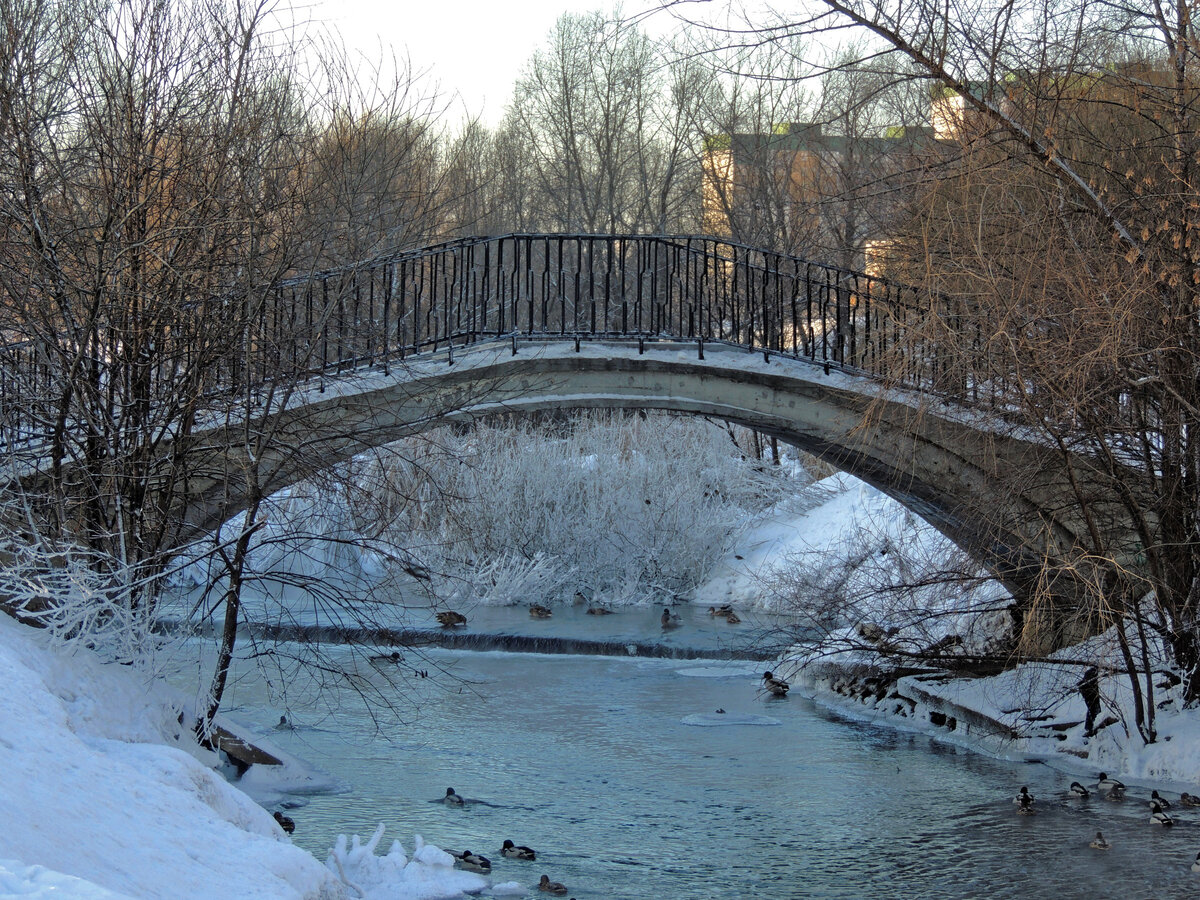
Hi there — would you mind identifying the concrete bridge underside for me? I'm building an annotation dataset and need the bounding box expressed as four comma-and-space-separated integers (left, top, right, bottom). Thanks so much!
183, 340, 1135, 609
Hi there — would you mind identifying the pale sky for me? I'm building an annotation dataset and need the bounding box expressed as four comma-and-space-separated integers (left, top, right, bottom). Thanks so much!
311, 0, 673, 125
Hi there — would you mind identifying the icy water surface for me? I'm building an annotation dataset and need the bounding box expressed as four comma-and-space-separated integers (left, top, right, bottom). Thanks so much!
215, 613, 1200, 899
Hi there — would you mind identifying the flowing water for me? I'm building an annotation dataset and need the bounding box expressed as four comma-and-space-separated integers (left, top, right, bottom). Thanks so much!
208, 605, 1200, 899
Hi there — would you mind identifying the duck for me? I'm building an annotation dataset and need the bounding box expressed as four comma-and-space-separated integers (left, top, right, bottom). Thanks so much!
1151, 790, 1172, 810
1016, 793, 1036, 815
1104, 784, 1126, 801
436, 610, 467, 627
1069, 781, 1089, 798
762, 671, 790, 697
370, 651, 402, 665
1182, 792, 1200, 807
274, 715, 293, 730
450, 850, 491, 873
1191, 851, 1200, 873
586, 605, 614, 615
500, 839, 537, 861
538, 874, 569, 895
443, 787, 465, 806
725, 611, 741, 624
708, 605, 733, 617
573, 591, 588, 605
1098, 772, 1125, 794
1151, 799, 1175, 826
1013, 786, 1035, 806
272, 811, 296, 834
1089, 831, 1112, 850
530, 603, 553, 618
661, 607, 681, 628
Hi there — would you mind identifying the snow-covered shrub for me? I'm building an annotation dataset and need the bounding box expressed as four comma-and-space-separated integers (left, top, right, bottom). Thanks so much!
0, 533, 168, 668
763, 475, 1012, 658
370, 412, 798, 605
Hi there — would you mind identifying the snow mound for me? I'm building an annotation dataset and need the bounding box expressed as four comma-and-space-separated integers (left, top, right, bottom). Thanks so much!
326, 828, 488, 899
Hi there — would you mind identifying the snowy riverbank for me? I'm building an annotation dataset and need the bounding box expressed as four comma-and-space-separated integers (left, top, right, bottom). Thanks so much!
5, 472, 1200, 897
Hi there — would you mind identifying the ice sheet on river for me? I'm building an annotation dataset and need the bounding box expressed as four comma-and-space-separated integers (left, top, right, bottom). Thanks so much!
680, 712, 780, 726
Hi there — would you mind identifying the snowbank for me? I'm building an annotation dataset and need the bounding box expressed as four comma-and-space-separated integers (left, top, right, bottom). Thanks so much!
0, 614, 520, 899
759, 475, 1200, 793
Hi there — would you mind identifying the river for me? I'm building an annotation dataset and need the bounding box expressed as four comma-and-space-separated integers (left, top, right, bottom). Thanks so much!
204, 604, 1200, 899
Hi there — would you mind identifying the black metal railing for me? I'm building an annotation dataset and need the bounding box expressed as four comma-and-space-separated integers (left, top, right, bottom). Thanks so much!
0, 234, 950, 448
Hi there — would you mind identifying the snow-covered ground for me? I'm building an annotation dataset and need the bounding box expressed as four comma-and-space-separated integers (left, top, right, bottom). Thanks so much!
4, 471, 1200, 897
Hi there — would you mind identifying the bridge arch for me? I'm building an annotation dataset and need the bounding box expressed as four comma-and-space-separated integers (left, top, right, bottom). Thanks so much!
183, 339, 1115, 607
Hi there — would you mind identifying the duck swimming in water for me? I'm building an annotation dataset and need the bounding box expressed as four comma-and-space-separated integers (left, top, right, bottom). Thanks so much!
1069, 781, 1089, 798
443, 787, 465, 806
530, 604, 553, 618
708, 605, 733, 617
1016, 793, 1036, 815
586, 605, 614, 615
1151, 790, 1172, 810
436, 610, 467, 627
500, 839, 537, 861
1089, 831, 1111, 850
1013, 786, 1035, 806
761, 671, 790, 697
538, 874, 569, 894
661, 607, 681, 628
1181, 792, 1200, 807
1151, 799, 1175, 826
450, 850, 491, 873
273, 811, 296, 834
1098, 772, 1125, 794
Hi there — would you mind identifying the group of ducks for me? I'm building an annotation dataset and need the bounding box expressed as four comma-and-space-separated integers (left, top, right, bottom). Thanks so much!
441, 789, 572, 895
1014, 774, 1200, 868
436, 600, 745, 629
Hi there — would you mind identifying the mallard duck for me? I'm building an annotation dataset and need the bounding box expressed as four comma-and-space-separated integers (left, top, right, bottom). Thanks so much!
443, 787, 465, 806
725, 611, 741, 624
538, 874, 569, 894
586, 605, 614, 615
1181, 792, 1200, 807
436, 610, 467, 627
708, 605, 733, 617
1069, 781, 1089, 798
530, 603, 553, 618
1098, 772, 1125, 794
272, 811, 296, 834
661, 607, 681, 628
370, 651, 402, 665
500, 839, 537, 861
762, 671, 790, 696
1013, 786, 1035, 806
450, 850, 491, 873
1089, 831, 1111, 850
1151, 790, 1172, 810
1151, 800, 1175, 826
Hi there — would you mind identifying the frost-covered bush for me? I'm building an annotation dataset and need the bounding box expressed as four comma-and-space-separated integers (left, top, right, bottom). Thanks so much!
763, 475, 1012, 658
371, 413, 796, 605
0, 533, 168, 668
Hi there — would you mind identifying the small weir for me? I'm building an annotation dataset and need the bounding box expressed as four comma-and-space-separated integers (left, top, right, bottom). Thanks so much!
171, 620, 777, 661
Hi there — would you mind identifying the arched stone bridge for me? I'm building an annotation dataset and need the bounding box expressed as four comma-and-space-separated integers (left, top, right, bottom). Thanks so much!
181, 338, 1136, 620
4, 234, 1143, 631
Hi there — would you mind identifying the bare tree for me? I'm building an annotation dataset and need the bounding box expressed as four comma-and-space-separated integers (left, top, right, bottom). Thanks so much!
501, 10, 694, 233
689, 0, 1200, 734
